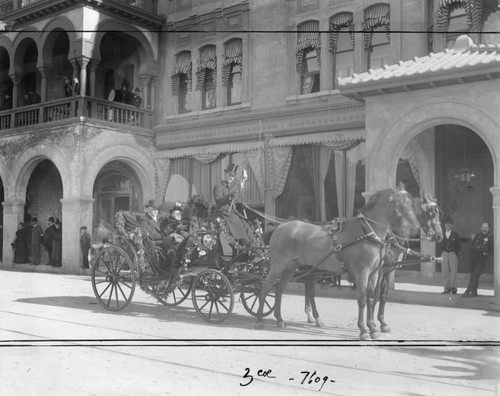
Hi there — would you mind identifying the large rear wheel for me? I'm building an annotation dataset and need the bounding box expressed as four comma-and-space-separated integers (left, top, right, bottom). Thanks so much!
91, 245, 136, 311
191, 269, 234, 323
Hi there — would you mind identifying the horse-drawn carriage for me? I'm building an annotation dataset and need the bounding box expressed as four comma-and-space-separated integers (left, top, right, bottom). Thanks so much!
90, 202, 276, 323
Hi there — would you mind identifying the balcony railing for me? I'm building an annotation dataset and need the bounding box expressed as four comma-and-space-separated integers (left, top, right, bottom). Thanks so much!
0, 96, 154, 130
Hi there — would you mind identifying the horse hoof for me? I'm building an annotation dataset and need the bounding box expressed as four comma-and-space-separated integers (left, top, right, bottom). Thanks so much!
359, 332, 371, 341
254, 323, 265, 330
316, 319, 325, 328
370, 331, 380, 340
307, 316, 315, 324
380, 325, 391, 333
276, 321, 287, 329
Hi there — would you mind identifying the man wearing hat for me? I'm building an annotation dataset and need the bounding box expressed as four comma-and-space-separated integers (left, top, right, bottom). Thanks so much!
43, 217, 56, 265
162, 203, 190, 263
213, 163, 256, 248
31, 217, 44, 266
438, 218, 461, 294
80, 226, 91, 269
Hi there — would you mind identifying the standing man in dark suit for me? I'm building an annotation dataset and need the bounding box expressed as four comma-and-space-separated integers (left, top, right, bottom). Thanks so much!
438, 219, 461, 294
463, 222, 493, 297
80, 226, 91, 269
31, 217, 44, 266
44, 217, 56, 265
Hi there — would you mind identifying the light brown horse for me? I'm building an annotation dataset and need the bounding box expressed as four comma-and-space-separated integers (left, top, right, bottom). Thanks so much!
254, 188, 429, 340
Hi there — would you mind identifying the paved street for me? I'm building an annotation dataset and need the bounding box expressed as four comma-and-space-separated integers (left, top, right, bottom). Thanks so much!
0, 269, 499, 395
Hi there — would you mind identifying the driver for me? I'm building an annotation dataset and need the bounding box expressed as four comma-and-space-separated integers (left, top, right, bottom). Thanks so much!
213, 163, 256, 249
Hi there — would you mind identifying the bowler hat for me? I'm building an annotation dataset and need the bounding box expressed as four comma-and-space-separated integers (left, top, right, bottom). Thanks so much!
32, 217, 38, 223
80, 226, 87, 230
170, 202, 183, 213
145, 199, 158, 209
121, 80, 129, 87
48, 217, 55, 223
224, 163, 238, 176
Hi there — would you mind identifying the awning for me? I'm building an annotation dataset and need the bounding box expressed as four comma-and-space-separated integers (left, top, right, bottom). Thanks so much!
268, 129, 365, 148
162, 141, 264, 159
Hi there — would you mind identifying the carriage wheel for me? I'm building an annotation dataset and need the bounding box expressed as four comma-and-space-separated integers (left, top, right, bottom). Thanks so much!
191, 269, 234, 323
91, 245, 136, 311
154, 276, 193, 306
240, 287, 275, 318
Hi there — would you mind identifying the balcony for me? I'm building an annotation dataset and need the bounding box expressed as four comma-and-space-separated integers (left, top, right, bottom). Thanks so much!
0, 96, 154, 131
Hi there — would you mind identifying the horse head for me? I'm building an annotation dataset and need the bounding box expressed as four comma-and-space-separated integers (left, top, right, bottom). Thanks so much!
387, 189, 421, 239
415, 193, 443, 242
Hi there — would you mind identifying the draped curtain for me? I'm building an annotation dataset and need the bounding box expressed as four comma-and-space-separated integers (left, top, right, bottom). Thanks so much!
436, 0, 485, 32
196, 45, 217, 91
222, 38, 243, 87
329, 12, 355, 52
304, 145, 331, 221
363, 3, 391, 48
296, 20, 321, 73
171, 51, 192, 95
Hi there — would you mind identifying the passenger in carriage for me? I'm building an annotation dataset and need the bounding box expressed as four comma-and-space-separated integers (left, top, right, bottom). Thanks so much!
163, 202, 190, 245
213, 163, 256, 249
138, 199, 175, 264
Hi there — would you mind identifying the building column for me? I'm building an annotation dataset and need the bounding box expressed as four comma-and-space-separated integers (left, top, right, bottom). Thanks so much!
319, 16, 330, 92
9, 73, 21, 109
149, 76, 156, 110
38, 66, 50, 102
490, 186, 500, 298
216, 43, 225, 108
139, 74, 151, 108
61, 197, 94, 274
2, 200, 25, 269
88, 60, 99, 97
263, 136, 276, 226
78, 56, 90, 96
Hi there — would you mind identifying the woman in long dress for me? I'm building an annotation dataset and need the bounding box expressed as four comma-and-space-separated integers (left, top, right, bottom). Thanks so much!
51, 219, 62, 267
13, 223, 29, 264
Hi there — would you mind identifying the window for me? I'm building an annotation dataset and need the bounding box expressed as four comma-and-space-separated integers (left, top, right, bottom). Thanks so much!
171, 50, 192, 114
178, 74, 191, 114
446, 7, 469, 48
363, 3, 391, 70
333, 27, 354, 85
227, 64, 242, 105
297, 20, 320, 94
301, 48, 320, 94
202, 69, 216, 110
367, 26, 391, 70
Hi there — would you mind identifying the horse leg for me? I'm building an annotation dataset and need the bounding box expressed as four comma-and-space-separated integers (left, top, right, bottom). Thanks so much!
355, 271, 370, 341
366, 269, 381, 339
304, 276, 324, 328
254, 271, 279, 330
274, 268, 295, 328
377, 268, 392, 333
304, 283, 315, 324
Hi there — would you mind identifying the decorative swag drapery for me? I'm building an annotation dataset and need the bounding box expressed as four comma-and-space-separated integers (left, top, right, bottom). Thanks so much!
196, 45, 217, 91
329, 12, 355, 52
171, 51, 192, 95
222, 39, 243, 87
363, 3, 391, 49
296, 20, 321, 73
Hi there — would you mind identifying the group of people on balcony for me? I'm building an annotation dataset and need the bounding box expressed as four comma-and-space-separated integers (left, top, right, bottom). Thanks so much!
108, 80, 142, 108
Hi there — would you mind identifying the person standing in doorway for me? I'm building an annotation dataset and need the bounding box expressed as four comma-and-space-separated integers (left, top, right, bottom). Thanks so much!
31, 217, 43, 266
44, 217, 56, 265
438, 219, 461, 294
12, 223, 29, 264
80, 226, 91, 269
51, 218, 62, 267
463, 222, 493, 297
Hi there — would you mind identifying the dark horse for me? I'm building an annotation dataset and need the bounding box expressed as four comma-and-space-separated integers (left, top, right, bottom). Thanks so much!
254, 188, 442, 340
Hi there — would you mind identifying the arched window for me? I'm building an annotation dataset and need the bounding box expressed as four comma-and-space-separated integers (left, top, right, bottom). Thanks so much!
171, 51, 192, 114
363, 3, 391, 70
296, 20, 320, 94
196, 45, 217, 110
330, 12, 355, 86
223, 38, 243, 106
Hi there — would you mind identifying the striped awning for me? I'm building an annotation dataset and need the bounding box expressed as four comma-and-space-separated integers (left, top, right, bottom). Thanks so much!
363, 3, 391, 49
171, 51, 192, 95
162, 141, 264, 159
296, 20, 321, 73
268, 129, 365, 148
222, 38, 243, 86
196, 45, 217, 91
436, 0, 484, 32
329, 12, 355, 52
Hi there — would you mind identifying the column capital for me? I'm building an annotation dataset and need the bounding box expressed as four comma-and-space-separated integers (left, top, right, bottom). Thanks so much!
9, 73, 22, 85
3, 200, 26, 215
88, 59, 100, 72
77, 56, 91, 69
490, 186, 500, 207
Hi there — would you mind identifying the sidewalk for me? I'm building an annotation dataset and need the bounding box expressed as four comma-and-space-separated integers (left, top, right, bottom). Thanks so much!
286, 270, 499, 312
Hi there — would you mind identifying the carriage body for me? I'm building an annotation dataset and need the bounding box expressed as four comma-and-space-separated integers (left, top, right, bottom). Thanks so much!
90, 209, 275, 322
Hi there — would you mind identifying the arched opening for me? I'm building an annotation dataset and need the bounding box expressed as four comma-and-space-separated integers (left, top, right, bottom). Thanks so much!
19, 40, 41, 106
25, 160, 64, 266
46, 30, 72, 100
92, 161, 144, 228
0, 46, 12, 111
397, 125, 494, 281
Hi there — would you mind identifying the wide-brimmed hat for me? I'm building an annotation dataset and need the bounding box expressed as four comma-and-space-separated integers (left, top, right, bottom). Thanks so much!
224, 163, 238, 176
48, 217, 55, 223
145, 199, 158, 210
170, 202, 183, 214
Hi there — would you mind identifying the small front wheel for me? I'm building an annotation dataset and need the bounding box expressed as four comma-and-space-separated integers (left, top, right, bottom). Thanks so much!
91, 245, 136, 311
241, 287, 275, 318
191, 269, 234, 323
